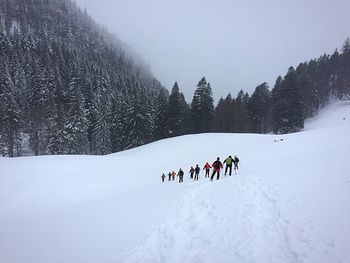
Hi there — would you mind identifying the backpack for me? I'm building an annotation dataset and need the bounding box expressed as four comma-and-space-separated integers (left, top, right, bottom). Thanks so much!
214, 161, 221, 169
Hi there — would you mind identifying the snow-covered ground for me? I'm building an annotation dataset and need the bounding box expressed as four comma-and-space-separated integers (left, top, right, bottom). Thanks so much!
1, 100, 350, 263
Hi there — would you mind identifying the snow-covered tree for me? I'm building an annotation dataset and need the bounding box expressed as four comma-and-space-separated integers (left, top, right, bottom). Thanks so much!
154, 89, 169, 140
93, 84, 112, 155
124, 78, 154, 149
0, 60, 21, 157
247, 82, 271, 133
191, 77, 214, 133
64, 66, 88, 154
272, 68, 304, 134
168, 82, 188, 136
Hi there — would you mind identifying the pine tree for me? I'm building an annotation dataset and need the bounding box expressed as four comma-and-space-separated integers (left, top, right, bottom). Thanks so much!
339, 38, 350, 98
213, 97, 225, 132
329, 49, 340, 98
154, 89, 169, 140
46, 64, 66, 154
64, 65, 88, 154
111, 96, 127, 152
0, 60, 22, 157
223, 94, 236, 132
124, 78, 154, 149
296, 62, 318, 118
46, 101, 66, 155
191, 77, 215, 133
235, 91, 250, 132
168, 82, 186, 136
93, 86, 112, 155
247, 82, 271, 133
26, 58, 49, 155
272, 68, 304, 134
271, 76, 284, 133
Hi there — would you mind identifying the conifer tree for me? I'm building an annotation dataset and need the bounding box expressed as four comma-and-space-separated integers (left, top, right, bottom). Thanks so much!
46, 100, 66, 155
329, 50, 340, 98
124, 78, 154, 149
235, 91, 250, 132
111, 97, 127, 152
168, 82, 186, 136
339, 38, 350, 98
93, 87, 112, 155
213, 97, 225, 132
154, 89, 169, 140
0, 60, 21, 157
272, 68, 304, 134
26, 59, 49, 155
295, 62, 318, 118
191, 77, 215, 133
64, 66, 88, 154
247, 82, 271, 133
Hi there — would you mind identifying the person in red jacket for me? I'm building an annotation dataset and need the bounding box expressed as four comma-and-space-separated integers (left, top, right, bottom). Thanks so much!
211, 157, 223, 181
171, 171, 176, 181
203, 162, 211, 178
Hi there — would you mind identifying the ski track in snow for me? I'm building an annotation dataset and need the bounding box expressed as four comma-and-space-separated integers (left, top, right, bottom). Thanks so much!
117, 173, 306, 263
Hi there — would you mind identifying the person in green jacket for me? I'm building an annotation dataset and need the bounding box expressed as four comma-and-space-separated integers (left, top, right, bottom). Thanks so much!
223, 155, 234, 176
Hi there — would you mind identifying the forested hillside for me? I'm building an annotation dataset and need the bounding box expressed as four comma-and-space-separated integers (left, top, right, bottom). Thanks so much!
0, 0, 165, 157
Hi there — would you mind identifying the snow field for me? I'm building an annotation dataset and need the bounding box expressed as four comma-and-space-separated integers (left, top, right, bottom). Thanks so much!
1, 100, 350, 263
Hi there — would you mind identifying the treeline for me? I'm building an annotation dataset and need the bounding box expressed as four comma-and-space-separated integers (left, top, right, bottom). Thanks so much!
1, 0, 350, 157
156, 38, 350, 137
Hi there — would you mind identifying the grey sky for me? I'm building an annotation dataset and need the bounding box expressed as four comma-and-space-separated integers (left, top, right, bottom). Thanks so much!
75, 0, 350, 101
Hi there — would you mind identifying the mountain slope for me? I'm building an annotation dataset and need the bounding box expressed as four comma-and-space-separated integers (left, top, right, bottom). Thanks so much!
0, 100, 350, 263
0, 0, 165, 156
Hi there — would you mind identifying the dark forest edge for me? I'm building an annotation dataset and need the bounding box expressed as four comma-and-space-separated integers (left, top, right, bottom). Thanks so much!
0, 0, 349, 157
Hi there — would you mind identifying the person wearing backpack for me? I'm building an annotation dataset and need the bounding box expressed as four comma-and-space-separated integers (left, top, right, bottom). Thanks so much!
177, 168, 184, 183
203, 162, 211, 178
194, 164, 201, 181
223, 155, 234, 176
161, 173, 166, 182
233, 155, 240, 171
168, 172, 172, 181
189, 166, 195, 180
211, 157, 223, 181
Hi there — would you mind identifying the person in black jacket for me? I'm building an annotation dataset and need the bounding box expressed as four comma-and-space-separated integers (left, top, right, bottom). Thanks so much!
233, 156, 240, 171
168, 172, 172, 181
178, 168, 184, 183
189, 166, 195, 180
194, 164, 201, 181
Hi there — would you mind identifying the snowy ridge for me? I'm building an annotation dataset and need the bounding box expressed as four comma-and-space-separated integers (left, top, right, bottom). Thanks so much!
304, 99, 350, 130
1, 100, 350, 263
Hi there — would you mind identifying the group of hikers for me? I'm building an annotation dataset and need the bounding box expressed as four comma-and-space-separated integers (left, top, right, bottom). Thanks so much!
161, 155, 240, 183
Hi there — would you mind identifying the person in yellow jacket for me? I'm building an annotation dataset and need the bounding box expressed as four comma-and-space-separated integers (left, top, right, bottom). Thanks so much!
223, 155, 234, 176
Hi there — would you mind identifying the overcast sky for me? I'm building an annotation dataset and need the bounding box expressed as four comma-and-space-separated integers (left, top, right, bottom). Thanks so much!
75, 0, 350, 101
